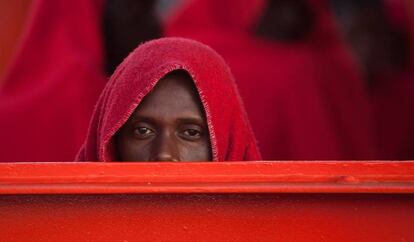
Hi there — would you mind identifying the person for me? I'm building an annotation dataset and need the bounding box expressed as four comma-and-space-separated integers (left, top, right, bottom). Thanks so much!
331, 0, 414, 159
115, 70, 212, 161
166, 0, 377, 160
76, 37, 261, 161
0, 0, 105, 162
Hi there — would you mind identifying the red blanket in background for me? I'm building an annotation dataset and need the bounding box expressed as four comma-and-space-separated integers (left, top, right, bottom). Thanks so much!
371, 70, 414, 159
0, 0, 105, 162
166, 0, 377, 160
371, 0, 414, 159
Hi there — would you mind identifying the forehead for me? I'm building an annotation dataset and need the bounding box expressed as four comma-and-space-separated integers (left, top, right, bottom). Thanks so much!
131, 71, 206, 120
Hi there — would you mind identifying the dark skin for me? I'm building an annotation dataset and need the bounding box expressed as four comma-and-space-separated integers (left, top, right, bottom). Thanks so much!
115, 71, 212, 162
254, 0, 315, 42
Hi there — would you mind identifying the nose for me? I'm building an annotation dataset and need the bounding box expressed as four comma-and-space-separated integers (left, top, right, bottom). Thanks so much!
149, 132, 180, 162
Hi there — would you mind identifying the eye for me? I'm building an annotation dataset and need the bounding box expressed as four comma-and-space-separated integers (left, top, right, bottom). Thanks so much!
184, 129, 201, 137
179, 127, 204, 141
133, 127, 155, 139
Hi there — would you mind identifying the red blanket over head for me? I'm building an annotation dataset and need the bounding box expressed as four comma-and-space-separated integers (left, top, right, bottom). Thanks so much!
0, 0, 105, 162
76, 37, 261, 161
166, 0, 376, 160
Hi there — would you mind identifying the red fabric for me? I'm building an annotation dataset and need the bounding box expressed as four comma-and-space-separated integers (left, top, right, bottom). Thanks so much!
166, 0, 265, 35
371, 71, 414, 159
166, 0, 376, 160
313, 0, 414, 159
306, 0, 378, 160
407, 0, 414, 66
0, 0, 105, 162
370, 0, 414, 159
76, 37, 261, 162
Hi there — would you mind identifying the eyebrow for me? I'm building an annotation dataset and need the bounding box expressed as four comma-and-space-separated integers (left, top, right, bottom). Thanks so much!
130, 115, 206, 126
175, 117, 206, 126
129, 115, 156, 123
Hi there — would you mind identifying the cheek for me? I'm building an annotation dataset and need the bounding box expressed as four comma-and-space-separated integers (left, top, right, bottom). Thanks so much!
179, 140, 212, 161
117, 138, 151, 161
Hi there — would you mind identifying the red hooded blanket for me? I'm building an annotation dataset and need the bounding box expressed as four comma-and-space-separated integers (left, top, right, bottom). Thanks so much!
370, 0, 414, 159
76, 37, 261, 161
311, 0, 414, 159
166, 0, 376, 160
0, 0, 105, 162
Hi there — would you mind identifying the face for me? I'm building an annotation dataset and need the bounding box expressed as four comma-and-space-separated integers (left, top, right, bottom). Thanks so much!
115, 71, 212, 161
